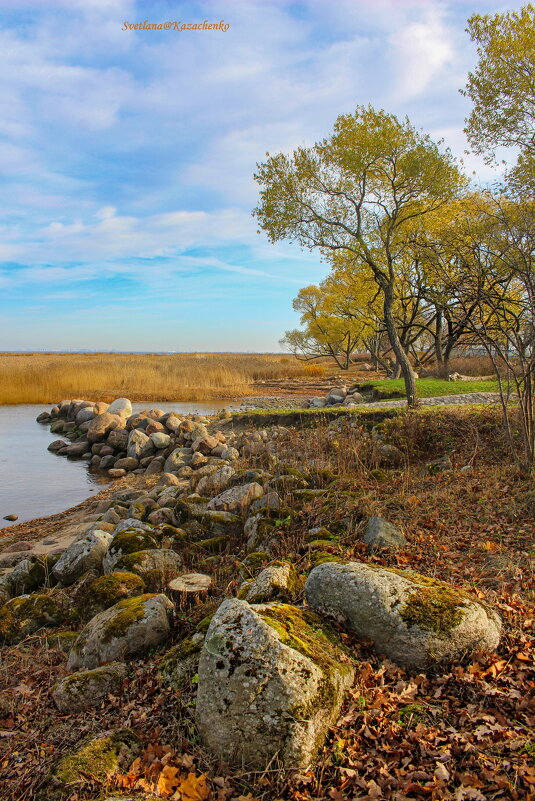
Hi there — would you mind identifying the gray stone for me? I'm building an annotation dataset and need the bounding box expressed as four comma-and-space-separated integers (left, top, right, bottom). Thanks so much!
196, 465, 235, 496
207, 482, 264, 513
305, 561, 501, 669
240, 562, 301, 604
87, 413, 125, 443
113, 518, 154, 536
164, 448, 192, 474
127, 429, 152, 460
75, 407, 95, 425
107, 428, 129, 450
52, 530, 113, 585
195, 599, 354, 769
363, 516, 406, 551
150, 432, 171, 449
67, 593, 174, 670
52, 662, 127, 712
114, 549, 183, 589
107, 398, 132, 417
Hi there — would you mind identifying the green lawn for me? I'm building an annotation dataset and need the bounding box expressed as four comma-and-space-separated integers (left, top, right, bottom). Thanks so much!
358, 378, 499, 400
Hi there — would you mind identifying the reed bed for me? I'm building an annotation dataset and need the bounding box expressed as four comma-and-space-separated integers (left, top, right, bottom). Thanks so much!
0, 352, 310, 405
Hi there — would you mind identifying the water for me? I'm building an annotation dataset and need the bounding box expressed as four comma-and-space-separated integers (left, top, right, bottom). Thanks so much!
0, 400, 238, 530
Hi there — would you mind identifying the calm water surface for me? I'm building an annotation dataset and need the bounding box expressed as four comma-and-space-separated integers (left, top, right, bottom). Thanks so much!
0, 400, 238, 530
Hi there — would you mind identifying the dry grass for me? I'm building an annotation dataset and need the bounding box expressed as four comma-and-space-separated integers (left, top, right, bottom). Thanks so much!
0, 352, 312, 405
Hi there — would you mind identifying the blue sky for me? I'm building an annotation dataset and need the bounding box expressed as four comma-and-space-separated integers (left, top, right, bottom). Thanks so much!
0, 0, 523, 351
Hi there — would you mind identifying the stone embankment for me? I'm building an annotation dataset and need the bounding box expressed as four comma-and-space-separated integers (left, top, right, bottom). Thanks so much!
0, 397, 502, 789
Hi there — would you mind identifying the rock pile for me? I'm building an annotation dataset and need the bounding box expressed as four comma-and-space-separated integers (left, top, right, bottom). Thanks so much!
38, 397, 238, 480
0, 401, 503, 785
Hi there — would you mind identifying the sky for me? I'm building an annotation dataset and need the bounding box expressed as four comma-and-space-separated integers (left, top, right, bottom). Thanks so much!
0, 0, 524, 352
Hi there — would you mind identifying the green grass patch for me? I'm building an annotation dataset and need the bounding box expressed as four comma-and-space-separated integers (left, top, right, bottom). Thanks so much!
358, 378, 499, 399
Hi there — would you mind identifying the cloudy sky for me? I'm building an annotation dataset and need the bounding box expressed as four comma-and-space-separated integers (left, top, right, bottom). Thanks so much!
0, 0, 522, 351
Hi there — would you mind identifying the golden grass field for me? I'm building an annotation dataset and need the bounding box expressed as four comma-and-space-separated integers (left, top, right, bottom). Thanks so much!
0, 352, 318, 405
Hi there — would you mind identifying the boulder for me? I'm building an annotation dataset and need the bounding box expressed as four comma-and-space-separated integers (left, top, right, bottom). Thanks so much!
239, 562, 302, 604
363, 516, 406, 551
107, 428, 129, 450
52, 662, 127, 712
107, 398, 132, 417
63, 441, 90, 457
127, 429, 153, 460
309, 397, 327, 408
114, 457, 139, 471
87, 413, 125, 443
196, 465, 235, 496
207, 482, 264, 514
75, 407, 95, 425
77, 572, 146, 619
103, 529, 160, 574
52, 530, 113, 585
150, 432, 171, 449
0, 594, 63, 643
326, 387, 347, 405
39, 729, 139, 801
196, 599, 354, 768
160, 632, 205, 691
68, 593, 174, 670
113, 549, 183, 589
164, 448, 192, 474
305, 562, 501, 669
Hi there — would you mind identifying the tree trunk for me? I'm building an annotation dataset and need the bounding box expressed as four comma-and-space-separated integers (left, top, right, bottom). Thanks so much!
383, 288, 418, 407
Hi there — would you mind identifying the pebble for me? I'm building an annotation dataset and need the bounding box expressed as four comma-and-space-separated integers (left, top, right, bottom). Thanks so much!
3, 514, 18, 522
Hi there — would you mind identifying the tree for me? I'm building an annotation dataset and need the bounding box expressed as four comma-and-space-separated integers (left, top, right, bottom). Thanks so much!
253, 105, 466, 406
462, 4, 535, 188
280, 284, 366, 369
430, 193, 535, 472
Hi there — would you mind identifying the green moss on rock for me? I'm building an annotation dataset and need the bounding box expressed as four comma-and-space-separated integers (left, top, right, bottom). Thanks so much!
42, 728, 139, 800
100, 594, 155, 643
0, 594, 63, 644
77, 572, 146, 619
45, 631, 79, 653
108, 528, 159, 558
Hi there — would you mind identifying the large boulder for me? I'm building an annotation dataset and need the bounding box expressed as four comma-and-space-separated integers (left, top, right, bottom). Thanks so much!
195, 599, 354, 769
305, 562, 501, 669
107, 398, 132, 417
87, 413, 125, 443
52, 662, 127, 712
107, 428, 129, 450
68, 593, 174, 670
206, 482, 264, 514
52, 530, 113, 585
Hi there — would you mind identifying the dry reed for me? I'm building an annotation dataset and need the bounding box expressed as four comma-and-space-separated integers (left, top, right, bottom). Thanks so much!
0, 352, 310, 405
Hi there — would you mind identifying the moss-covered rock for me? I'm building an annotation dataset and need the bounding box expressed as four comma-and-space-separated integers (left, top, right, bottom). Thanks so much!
68, 593, 174, 670
304, 528, 337, 543
46, 631, 79, 653
195, 599, 354, 769
52, 662, 127, 712
0, 593, 63, 643
113, 549, 182, 591
103, 529, 160, 573
305, 561, 502, 669
238, 551, 271, 580
190, 536, 230, 553
39, 728, 140, 800
239, 562, 304, 604
76, 572, 146, 620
